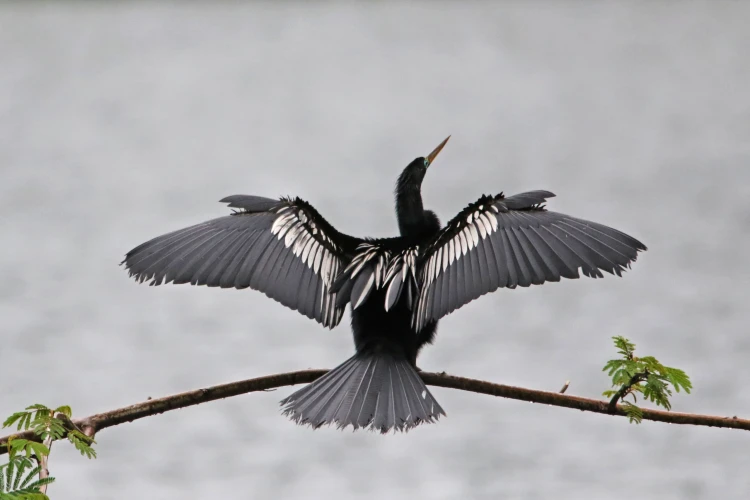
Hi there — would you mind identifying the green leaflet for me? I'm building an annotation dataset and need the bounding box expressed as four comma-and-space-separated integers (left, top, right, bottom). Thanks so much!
602, 336, 692, 424
2, 404, 97, 498
0, 456, 52, 500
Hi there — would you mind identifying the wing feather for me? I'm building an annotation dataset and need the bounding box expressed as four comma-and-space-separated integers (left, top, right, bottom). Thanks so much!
122, 196, 361, 328
411, 192, 646, 330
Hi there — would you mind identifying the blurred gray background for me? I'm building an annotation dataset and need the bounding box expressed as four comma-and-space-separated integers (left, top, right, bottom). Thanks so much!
1, 1, 749, 499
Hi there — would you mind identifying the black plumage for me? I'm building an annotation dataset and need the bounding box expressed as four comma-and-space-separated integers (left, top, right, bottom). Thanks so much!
122, 136, 646, 432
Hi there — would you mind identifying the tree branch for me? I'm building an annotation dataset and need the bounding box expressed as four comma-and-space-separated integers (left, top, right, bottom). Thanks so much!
38, 432, 52, 495
2, 369, 748, 455
607, 371, 648, 413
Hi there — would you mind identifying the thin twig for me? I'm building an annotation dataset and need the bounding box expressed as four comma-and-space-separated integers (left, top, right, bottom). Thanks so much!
559, 380, 570, 394
38, 434, 52, 495
1, 369, 748, 455
35, 411, 56, 496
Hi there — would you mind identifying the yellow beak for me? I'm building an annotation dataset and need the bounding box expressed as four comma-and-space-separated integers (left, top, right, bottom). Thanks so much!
425, 135, 451, 166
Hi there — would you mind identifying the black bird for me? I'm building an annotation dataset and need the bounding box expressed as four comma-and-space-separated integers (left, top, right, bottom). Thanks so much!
122, 137, 646, 432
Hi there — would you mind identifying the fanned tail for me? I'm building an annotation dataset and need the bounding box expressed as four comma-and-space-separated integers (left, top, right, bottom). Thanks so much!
280, 352, 445, 433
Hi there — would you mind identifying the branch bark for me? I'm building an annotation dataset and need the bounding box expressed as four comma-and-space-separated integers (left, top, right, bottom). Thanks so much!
1, 369, 748, 455
38, 432, 52, 495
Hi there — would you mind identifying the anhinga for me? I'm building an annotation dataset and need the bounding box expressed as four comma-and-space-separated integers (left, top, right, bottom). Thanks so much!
123, 136, 646, 432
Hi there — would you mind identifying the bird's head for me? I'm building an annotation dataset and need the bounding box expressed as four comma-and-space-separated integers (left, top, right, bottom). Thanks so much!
397, 136, 451, 190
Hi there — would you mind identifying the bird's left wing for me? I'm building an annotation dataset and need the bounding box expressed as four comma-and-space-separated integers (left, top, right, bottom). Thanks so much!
411, 191, 647, 331
123, 195, 362, 329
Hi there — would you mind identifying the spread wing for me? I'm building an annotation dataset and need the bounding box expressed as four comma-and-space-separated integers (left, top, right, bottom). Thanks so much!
122, 195, 362, 329
411, 191, 647, 331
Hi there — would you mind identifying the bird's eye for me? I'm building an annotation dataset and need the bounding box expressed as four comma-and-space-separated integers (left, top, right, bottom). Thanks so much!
423, 158, 430, 168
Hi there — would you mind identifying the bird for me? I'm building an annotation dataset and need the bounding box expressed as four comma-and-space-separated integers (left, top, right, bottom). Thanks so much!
122, 136, 646, 433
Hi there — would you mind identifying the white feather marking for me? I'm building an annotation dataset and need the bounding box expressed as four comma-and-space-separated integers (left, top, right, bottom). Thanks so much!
271, 213, 294, 236
330, 259, 340, 287
458, 229, 468, 256
415, 297, 423, 330
374, 258, 382, 289
448, 238, 455, 265
485, 211, 499, 231
442, 243, 450, 272
300, 235, 315, 263
434, 247, 443, 279
466, 212, 473, 223
293, 230, 311, 256
427, 253, 436, 285
478, 212, 493, 235
352, 272, 375, 309
468, 223, 479, 247
465, 227, 475, 251
333, 304, 343, 326
323, 289, 333, 323
305, 241, 319, 268
326, 253, 337, 284
284, 222, 303, 247
321, 253, 331, 282
476, 216, 487, 239
384, 276, 400, 312
375, 254, 386, 289
298, 211, 308, 224
384, 259, 400, 284
350, 252, 373, 278
326, 296, 333, 324
421, 390, 427, 399
313, 246, 324, 274
491, 205, 499, 212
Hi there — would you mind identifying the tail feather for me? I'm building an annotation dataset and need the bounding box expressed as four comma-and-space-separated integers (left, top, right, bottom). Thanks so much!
281, 352, 445, 433
291, 356, 359, 415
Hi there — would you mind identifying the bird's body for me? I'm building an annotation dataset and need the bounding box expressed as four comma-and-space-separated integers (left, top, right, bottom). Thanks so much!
123, 137, 646, 432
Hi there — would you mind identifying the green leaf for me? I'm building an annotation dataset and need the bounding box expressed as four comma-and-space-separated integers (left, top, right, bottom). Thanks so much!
0, 457, 53, 499
2, 414, 27, 431
17, 467, 42, 490
665, 367, 692, 394
67, 431, 97, 459
0, 489, 51, 500
603, 336, 693, 422
610, 369, 631, 387
7, 441, 28, 460
602, 359, 625, 375
23, 406, 48, 413
3, 412, 33, 433
53, 406, 72, 418
30, 417, 65, 442
612, 336, 636, 358
26, 444, 49, 462
7, 440, 49, 462
621, 401, 643, 424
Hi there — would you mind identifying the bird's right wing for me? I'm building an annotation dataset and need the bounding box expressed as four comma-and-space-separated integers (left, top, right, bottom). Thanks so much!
122, 195, 362, 329
411, 191, 647, 331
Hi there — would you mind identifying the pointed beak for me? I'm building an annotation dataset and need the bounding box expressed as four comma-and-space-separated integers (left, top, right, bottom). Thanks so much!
425, 135, 450, 167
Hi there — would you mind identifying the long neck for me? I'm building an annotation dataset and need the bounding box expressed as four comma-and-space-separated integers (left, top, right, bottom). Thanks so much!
396, 185, 425, 237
